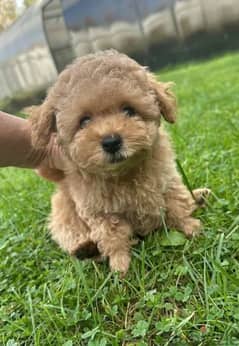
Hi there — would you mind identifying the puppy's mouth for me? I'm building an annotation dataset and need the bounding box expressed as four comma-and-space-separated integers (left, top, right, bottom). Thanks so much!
102, 149, 147, 175
108, 152, 126, 164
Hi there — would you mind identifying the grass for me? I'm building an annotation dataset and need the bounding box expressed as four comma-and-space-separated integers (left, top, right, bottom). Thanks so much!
0, 89, 46, 115
1, 52, 239, 345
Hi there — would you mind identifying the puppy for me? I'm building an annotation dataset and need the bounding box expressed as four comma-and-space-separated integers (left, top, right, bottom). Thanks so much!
30, 50, 209, 274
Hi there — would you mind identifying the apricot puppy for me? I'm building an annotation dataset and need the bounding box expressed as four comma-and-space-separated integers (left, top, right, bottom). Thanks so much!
30, 50, 209, 274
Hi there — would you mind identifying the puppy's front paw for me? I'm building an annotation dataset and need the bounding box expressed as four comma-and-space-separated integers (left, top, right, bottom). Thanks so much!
109, 252, 131, 276
182, 218, 202, 238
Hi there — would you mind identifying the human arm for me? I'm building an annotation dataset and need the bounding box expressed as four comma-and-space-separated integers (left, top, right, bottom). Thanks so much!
0, 111, 64, 179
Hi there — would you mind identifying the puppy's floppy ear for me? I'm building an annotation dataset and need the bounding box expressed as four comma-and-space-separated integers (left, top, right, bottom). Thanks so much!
148, 73, 176, 123
29, 102, 56, 149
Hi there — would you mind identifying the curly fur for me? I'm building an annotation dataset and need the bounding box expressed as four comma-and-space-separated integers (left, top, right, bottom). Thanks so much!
29, 50, 210, 274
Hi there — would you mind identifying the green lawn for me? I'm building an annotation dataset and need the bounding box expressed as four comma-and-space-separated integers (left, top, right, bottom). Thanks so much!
1, 52, 239, 346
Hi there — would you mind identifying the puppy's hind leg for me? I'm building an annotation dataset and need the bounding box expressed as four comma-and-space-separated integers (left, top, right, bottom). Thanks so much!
49, 190, 99, 259
192, 188, 211, 209
165, 178, 203, 237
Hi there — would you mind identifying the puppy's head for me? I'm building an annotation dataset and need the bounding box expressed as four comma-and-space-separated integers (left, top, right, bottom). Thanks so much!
30, 50, 176, 176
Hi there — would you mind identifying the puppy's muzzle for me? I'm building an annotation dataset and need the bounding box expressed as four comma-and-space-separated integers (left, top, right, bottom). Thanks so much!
101, 134, 122, 154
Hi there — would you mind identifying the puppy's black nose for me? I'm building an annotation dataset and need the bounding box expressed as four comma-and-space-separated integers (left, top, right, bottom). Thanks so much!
101, 134, 122, 154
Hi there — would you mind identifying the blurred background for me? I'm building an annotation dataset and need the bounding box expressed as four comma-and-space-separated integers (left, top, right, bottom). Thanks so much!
0, 0, 239, 112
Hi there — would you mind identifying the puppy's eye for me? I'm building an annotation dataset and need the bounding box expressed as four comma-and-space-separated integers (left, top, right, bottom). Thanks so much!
122, 106, 136, 117
79, 114, 92, 129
